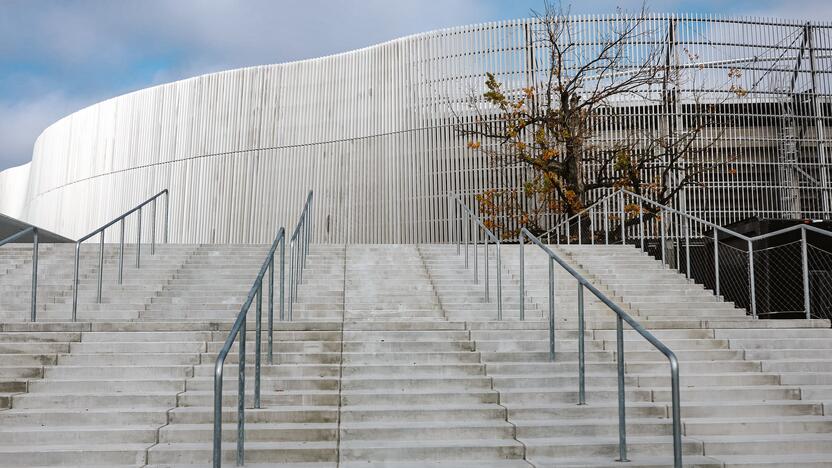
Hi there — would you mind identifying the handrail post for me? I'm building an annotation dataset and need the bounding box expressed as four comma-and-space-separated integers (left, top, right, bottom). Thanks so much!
464, 210, 469, 268
484, 235, 490, 302
519, 233, 525, 321
619, 191, 626, 244
714, 229, 720, 296
118, 219, 125, 284
237, 317, 246, 466
548, 256, 555, 362
268, 255, 275, 364
590, 207, 595, 245
802, 228, 811, 319
164, 190, 169, 243
473, 222, 478, 284
254, 284, 262, 409
577, 282, 586, 405
496, 241, 502, 320
288, 241, 295, 321
578, 213, 582, 244
279, 237, 285, 322
604, 198, 610, 245
97, 231, 104, 303
212, 358, 224, 468
151, 198, 156, 255
638, 200, 644, 251
136, 207, 142, 269
455, 200, 461, 255
748, 239, 757, 318
72, 242, 80, 322
670, 355, 683, 467
684, 216, 691, 278
31, 228, 38, 322
660, 210, 666, 265
615, 314, 629, 462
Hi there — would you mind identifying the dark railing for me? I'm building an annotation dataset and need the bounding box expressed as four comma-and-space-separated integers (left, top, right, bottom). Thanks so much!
71, 189, 169, 320
0, 227, 39, 321
213, 190, 311, 467
520, 228, 683, 467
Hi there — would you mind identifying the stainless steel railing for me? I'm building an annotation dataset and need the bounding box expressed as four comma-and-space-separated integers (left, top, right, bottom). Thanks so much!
212, 226, 286, 467
0, 227, 40, 321
520, 228, 683, 467
71, 189, 169, 321
287, 190, 313, 321
545, 188, 832, 320
448, 193, 503, 319
212, 189, 310, 467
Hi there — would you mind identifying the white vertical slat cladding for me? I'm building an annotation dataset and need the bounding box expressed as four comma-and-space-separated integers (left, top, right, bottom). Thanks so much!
2, 16, 830, 243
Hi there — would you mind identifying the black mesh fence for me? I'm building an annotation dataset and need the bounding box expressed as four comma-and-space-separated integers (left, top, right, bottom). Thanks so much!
752, 241, 804, 317
808, 244, 832, 320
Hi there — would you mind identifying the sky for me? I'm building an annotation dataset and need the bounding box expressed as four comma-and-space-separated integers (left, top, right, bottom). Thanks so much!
1, 0, 831, 171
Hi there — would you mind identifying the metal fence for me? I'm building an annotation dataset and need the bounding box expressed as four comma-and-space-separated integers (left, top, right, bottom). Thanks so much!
548, 189, 832, 320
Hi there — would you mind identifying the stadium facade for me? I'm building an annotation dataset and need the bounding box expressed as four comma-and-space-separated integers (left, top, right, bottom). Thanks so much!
0, 14, 830, 243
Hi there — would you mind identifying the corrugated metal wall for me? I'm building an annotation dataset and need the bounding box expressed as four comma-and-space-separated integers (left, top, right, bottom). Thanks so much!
4, 15, 832, 243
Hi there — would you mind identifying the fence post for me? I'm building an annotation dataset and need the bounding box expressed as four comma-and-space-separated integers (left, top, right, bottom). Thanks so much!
638, 199, 644, 251
684, 217, 691, 279
660, 211, 666, 265
616, 314, 629, 462
119, 219, 125, 284
484, 235, 490, 302
577, 282, 586, 405
604, 198, 610, 244
802, 228, 811, 319
97, 231, 104, 303
519, 233, 525, 321
578, 213, 583, 245
748, 239, 757, 318
548, 257, 556, 362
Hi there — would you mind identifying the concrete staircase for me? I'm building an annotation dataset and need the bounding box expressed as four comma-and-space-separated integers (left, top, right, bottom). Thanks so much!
0, 242, 830, 466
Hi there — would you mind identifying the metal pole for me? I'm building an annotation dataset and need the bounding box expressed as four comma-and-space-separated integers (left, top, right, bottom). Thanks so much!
684, 217, 691, 279
464, 213, 469, 268
714, 229, 720, 296
164, 191, 169, 243
670, 356, 683, 467
72, 242, 80, 322
473, 224, 478, 284
748, 239, 757, 318
638, 200, 644, 251
548, 257, 555, 362
97, 231, 104, 303
578, 213, 582, 244
577, 282, 586, 405
616, 314, 629, 462
802, 228, 811, 319
268, 256, 275, 364
254, 284, 262, 409
454, 200, 460, 255
660, 211, 666, 265
484, 235, 490, 302
519, 233, 525, 321
619, 191, 626, 244
151, 199, 156, 256
288, 241, 295, 321
136, 207, 142, 269
496, 242, 502, 320
212, 361, 223, 468
604, 198, 610, 245
590, 208, 595, 245
237, 318, 246, 466
118, 219, 125, 284
31, 228, 38, 322
280, 238, 285, 323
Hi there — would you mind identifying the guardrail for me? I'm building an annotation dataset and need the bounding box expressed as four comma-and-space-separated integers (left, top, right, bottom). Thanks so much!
71, 189, 169, 321
0, 227, 39, 321
519, 228, 682, 467
545, 188, 832, 320
287, 191, 313, 321
448, 193, 503, 319
212, 189, 310, 467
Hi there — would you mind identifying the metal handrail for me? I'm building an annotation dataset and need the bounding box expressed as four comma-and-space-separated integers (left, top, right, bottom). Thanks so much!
546, 188, 832, 319
0, 227, 39, 321
448, 193, 503, 320
212, 226, 286, 467
71, 189, 169, 321
519, 228, 682, 467
287, 190, 313, 321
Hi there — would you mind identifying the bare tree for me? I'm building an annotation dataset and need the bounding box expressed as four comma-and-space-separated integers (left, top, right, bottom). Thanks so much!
458, 1, 755, 238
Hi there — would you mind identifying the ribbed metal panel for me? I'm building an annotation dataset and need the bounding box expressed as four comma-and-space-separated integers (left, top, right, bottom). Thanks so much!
2, 15, 831, 243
